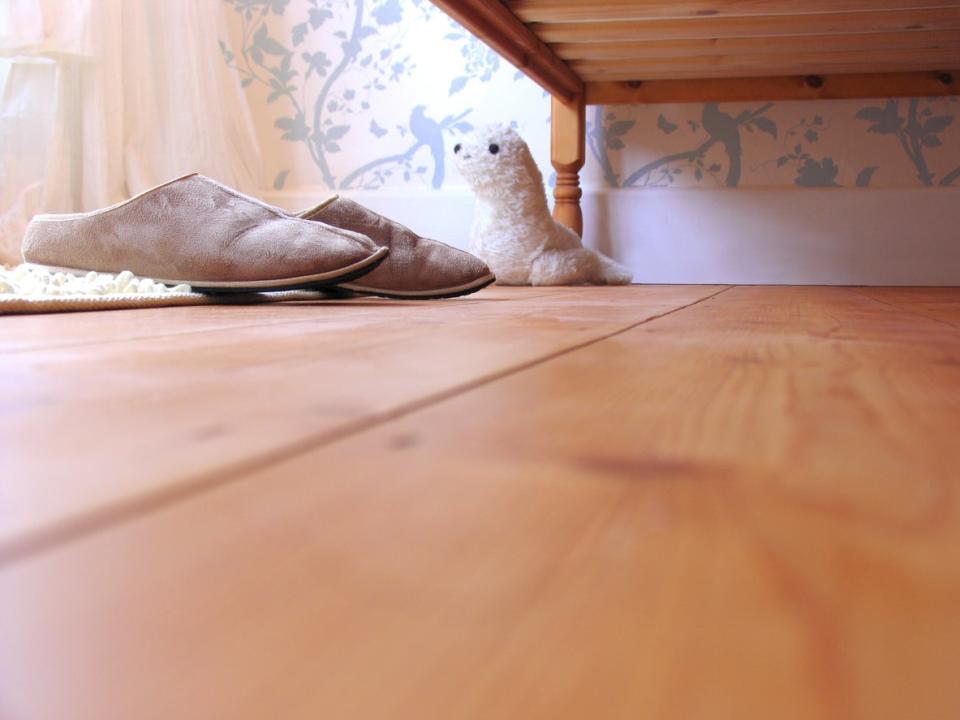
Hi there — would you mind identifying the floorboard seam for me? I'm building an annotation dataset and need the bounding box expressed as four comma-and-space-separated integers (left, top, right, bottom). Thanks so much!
0, 293, 565, 355
851, 288, 960, 332
0, 285, 734, 567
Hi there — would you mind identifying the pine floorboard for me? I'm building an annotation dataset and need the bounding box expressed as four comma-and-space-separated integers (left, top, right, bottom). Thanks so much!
2, 285, 959, 720
0, 285, 720, 557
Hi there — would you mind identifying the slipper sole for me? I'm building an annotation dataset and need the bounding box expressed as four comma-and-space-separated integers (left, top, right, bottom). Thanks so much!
24, 247, 389, 294
335, 272, 497, 300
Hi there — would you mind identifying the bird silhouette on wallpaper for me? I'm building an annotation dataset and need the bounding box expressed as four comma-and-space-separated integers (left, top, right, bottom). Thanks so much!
455, 124, 632, 286
702, 103, 743, 186
410, 105, 445, 189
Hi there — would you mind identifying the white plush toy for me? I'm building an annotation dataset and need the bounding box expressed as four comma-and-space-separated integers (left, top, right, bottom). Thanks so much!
454, 124, 632, 286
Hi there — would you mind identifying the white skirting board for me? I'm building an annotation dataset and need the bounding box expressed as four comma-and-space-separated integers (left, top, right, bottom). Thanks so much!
268, 187, 960, 286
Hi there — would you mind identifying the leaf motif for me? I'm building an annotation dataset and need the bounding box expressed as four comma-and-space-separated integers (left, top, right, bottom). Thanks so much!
922, 115, 953, 135
855, 166, 878, 187
272, 170, 290, 190
448, 76, 468, 95
253, 24, 288, 56
326, 125, 350, 141
795, 157, 840, 187
373, 0, 403, 26
752, 116, 778, 139
218, 39, 234, 64
855, 100, 901, 134
609, 119, 636, 137
309, 7, 333, 28
292, 22, 308, 46
656, 114, 677, 134
274, 113, 308, 141
369, 119, 388, 138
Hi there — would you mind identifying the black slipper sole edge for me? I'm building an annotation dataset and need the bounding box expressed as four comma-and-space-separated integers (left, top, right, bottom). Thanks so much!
335, 273, 497, 300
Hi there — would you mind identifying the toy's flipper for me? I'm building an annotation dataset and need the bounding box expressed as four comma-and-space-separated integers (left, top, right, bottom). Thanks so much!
594, 252, 633, 285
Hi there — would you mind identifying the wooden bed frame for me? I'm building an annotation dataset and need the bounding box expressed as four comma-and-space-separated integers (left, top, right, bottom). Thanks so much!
430, 1, 960, 236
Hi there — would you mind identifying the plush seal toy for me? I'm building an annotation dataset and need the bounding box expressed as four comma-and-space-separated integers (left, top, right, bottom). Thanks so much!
454, 124, 632, 286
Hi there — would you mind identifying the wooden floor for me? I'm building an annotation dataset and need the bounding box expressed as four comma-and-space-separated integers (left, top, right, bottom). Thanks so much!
2, 285, 960, 720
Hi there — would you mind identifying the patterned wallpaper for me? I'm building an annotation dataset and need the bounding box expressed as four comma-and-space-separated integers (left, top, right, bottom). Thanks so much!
222, 0, 960, 193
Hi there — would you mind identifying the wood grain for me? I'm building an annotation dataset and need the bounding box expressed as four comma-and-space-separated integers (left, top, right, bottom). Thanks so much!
550, 94, 586, 236
508, 0, 960, 23
570, 47, 960, 81
431, 0, 960, 102
0, 286, 718, 560
532, 8, 960, 43
586, 70, 959, 103
552, 30, 960, 61
2, 286, 959, 720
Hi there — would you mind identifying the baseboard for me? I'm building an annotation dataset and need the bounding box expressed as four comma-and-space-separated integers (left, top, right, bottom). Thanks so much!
266, 186, 960, 286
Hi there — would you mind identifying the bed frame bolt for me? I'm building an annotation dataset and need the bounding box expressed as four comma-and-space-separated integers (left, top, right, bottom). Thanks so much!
804, 75, 824, 89
626, 80, 643, 89
938, 72, 954, 86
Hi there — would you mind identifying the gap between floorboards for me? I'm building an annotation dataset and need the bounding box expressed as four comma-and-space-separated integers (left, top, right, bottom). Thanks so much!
0, 286, 734, 567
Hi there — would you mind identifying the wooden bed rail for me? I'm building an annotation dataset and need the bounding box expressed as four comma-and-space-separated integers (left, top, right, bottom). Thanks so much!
430, 0, 960, 238
587, 70, 959, 104
428, 0, 584, 102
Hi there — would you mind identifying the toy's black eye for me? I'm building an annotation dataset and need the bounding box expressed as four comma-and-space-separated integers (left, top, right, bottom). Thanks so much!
453, 143, 462, 154
488, 143, 500, 155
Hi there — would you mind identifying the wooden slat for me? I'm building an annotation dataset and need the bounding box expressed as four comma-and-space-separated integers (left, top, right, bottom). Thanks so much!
553, 30, 960, 60
509, 0, 960, 23
3, 287, 960, 719
0, 286, 718, 562
586, 69, 960, 103
532, 8, 960, 43
571, 48, 960, 80
427, 0, 582, 101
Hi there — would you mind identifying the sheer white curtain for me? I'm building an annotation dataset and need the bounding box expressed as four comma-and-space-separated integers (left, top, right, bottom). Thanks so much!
0, 0, 263, 265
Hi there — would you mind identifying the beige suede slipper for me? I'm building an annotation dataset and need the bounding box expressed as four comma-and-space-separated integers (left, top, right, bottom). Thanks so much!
23, 174, 388, 293
298, 196, 494, 299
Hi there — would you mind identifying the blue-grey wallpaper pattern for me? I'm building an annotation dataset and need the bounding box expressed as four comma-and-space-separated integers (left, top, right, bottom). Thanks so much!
222, 0, 960, 192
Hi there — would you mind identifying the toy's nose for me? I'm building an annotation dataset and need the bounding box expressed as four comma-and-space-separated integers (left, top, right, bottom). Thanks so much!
453, 143, 462, 154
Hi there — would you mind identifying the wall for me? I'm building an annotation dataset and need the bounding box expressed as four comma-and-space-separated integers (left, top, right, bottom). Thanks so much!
222, 0, 960, 283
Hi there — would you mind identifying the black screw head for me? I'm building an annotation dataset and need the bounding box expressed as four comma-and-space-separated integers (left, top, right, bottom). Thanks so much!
488, 143, 500, 155
805, 75, 824, 89
938, 72, 954, 86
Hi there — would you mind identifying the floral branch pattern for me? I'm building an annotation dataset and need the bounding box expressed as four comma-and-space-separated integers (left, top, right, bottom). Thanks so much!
221, 0, 475, 190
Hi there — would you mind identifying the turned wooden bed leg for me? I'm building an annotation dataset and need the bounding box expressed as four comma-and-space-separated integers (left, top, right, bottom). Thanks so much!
550, 93, 586, 238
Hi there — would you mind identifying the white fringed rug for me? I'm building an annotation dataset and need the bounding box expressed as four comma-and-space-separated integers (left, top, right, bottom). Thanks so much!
0, 265, 209, 314
0, 265, 332, 314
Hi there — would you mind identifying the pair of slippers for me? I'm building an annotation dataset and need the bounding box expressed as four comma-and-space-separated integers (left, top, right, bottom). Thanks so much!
22, 174, 495, 300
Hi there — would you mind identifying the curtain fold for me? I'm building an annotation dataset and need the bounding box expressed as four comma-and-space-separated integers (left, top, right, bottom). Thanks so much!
0, 0, 263, 265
